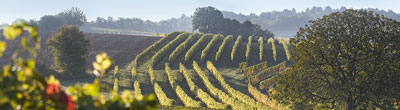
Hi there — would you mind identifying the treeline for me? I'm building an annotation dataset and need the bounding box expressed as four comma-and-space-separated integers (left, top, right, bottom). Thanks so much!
192, 6, 274, 39
86, 14, 192, 33
222, 6, 400, 37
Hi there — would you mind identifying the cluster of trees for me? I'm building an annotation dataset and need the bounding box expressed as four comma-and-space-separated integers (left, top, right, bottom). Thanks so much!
192, 6, 274, 39
87, 14, 192, 33
37, 7, 86, 32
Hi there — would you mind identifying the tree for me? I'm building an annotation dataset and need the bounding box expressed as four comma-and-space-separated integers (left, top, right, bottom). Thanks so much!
47, 25, 91, 78
39, 15, 65, 31
57, 7, 87, 26
192, 6, 224, 33
273, 9, 400, 110
192, 6, 274, 39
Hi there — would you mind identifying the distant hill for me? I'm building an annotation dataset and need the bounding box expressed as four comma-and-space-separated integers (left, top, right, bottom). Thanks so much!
83, 7, 400, 38
222, 6, 400, 38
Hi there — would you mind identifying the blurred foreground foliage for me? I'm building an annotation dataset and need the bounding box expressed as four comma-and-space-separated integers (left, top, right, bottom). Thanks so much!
0, 22, 158, 110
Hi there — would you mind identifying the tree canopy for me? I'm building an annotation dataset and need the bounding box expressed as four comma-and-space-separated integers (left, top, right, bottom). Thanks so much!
38, 7, 86, 32
47, 25, 91, 78
192, 6, 274, 39
273, 9, 400, 110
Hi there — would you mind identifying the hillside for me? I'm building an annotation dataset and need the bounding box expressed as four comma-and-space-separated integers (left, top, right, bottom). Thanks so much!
0, 31, 160, 76
109, 32, 292, 109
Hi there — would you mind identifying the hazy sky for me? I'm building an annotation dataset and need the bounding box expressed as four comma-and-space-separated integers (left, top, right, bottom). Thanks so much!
1, 0, 399, 24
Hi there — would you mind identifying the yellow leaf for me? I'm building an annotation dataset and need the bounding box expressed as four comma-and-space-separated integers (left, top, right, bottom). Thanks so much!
101, 58, 112, 69
83, 79, 100, 97
28, 26, 38, 37
3, 26, 22, 40
0, 41, 6, 56
144, 94, 155, 101
21, 37, 28, 47
93, 62, 103, 71
95, 54, 103, 63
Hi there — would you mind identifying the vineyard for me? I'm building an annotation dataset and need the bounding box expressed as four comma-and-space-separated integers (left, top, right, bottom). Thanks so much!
114, 32, 293, 109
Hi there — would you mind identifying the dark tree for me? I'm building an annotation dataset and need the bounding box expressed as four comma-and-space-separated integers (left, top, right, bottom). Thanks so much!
57, 7, 87, 26
192, 6, 274, 39
38, 15, 65, 32
192, 6, 224, 33
47, 25, 91, 78
272, 9, 400, 110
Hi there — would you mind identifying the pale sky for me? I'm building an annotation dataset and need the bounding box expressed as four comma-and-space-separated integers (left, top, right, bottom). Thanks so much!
1, 0, 399, 24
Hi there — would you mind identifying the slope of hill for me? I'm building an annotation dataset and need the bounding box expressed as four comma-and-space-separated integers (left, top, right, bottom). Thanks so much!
0, 31, 160, 76
110, 32, 292, 109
